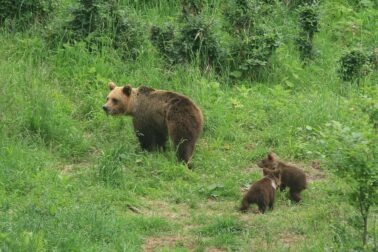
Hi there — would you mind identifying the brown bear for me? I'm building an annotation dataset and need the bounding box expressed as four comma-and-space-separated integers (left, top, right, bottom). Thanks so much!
258, 152, 307, 202
240, 168, 281, 213
102, 82, 203, 168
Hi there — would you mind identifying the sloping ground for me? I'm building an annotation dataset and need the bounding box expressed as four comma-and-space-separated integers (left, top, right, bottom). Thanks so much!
0, 0, 377, 251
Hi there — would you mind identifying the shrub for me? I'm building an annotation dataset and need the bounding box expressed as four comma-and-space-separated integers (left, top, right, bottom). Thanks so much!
48, 0, 144, 60
150, 15, 224, 71
298, 4, 319, 40
230, 26, 280, 79
0, 0, 54, 29
295, 32, 315, 61
295, 4, 320, 63
181, 0, 204, 18
179, 15, 224, 71
110, 9, 145, 59
318, 121, 378, 248
223, 0, 254, 34
223, 0, 280, 79
337, 49, 370, 81
150, 24, 185, 65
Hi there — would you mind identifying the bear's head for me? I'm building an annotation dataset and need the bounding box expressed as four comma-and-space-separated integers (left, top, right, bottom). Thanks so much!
257, 152, 278, 170
262, 168, 281, 187
103, 82, 135, 115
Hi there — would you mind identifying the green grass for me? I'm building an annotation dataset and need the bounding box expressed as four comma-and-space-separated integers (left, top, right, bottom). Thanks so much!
0, 0, 377, 251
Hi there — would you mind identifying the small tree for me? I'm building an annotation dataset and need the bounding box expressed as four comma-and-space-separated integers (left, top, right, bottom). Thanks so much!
319, 121, 378, 248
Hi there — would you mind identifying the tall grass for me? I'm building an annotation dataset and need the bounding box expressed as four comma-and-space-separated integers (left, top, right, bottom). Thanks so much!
0, 0, 377, 251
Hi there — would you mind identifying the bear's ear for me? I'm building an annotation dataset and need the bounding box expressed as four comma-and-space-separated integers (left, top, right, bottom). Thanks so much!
108, 82, 116, 90
268, 152, 276, 161
123, 85, 132, 96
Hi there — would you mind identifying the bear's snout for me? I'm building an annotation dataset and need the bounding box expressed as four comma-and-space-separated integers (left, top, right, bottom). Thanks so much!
102, 105, 108, 113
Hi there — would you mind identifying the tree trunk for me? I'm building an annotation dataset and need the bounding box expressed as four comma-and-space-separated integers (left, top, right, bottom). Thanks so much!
363, 214, 368, 246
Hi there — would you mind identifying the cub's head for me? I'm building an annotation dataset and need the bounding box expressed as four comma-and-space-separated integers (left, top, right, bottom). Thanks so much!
257, 152, 278, 170
263, 168, 281, 186
103, 82, 134, 115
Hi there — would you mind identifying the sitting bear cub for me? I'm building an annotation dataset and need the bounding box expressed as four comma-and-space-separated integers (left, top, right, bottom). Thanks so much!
103, 82, 203, 168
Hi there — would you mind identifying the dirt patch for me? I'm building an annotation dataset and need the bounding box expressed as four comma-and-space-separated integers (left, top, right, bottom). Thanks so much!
278, 233, 305, 247
143, 235, 192, 252
205, 247, 227, 252
60, 162, 91, 176
145, 200, 191, 221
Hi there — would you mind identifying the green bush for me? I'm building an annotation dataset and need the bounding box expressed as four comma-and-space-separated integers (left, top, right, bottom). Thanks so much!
48, 0, 144, 59
0, 0, 54, 29
337, 49, 370, 81
295, 4, 320, 63
223, 0, 280, 79
318, 121, 378, 248
150, 24, 184, 65
230, 26, 280, 79
151, 15, 224, 71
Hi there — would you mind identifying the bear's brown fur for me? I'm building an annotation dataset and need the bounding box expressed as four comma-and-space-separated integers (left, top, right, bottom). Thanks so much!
103, 82, 203, 167
258, 152, 307, 202
240, 168, 281, 213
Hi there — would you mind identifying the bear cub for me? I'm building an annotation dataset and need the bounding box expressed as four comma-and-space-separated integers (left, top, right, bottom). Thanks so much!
240, 168, 281, 214
258, 152, 307, 202
103, 82, 203, 168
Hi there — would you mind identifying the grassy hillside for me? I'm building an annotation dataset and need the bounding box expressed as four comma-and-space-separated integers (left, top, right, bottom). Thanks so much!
0, 0, 377, 251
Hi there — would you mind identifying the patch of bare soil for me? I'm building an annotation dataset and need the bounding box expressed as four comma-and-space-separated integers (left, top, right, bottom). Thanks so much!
278, 233, 305, 247
60, 162, 91, 175
143, 235, 193, 252
205, 247, 227, 252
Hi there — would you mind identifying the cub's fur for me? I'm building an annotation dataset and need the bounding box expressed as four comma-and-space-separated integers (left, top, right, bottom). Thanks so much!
103, 82, 203, 167
240, 168, 281, 213
258, 152, 307, 202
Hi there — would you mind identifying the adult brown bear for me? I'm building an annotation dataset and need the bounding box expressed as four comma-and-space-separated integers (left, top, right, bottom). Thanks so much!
103, 82, 203, 168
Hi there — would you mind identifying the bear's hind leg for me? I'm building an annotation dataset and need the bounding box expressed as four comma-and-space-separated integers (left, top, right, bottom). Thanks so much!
175, 139, 195, 168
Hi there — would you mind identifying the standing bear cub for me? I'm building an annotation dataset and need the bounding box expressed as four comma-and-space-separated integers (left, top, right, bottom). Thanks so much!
240, 168, 281, 214
258, 152, 307, 202
103, 82, 203, 168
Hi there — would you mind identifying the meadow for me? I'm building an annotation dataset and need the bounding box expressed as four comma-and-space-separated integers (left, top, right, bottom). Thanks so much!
0, 0, 377, 251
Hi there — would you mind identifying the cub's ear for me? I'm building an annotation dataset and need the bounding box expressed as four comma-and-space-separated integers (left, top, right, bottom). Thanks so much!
123, 85, 132, 96
108, 82, 116, 90
268, 152, 276, 161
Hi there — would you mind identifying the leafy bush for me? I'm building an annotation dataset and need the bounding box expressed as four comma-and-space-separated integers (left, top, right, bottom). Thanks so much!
337, 49, 370, 81
230, 26, 280, 78
150, 24, 184, 65
223, 0, 254, 34
295, 32, 315, 61
47, 0, 144, 59
298, 4, 319, 39
181, 0, 204, 18
151, 15, 224, 71
318, 121, 378, 248
180, 15, 224, 71
0, 0, 54, 29
295, 4, 320, 62
224, 0, 280, 79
